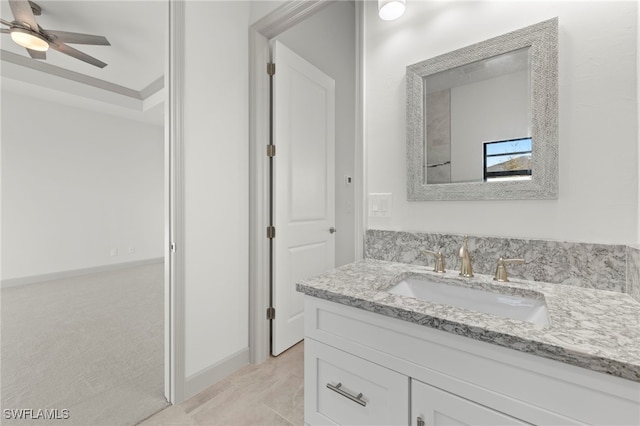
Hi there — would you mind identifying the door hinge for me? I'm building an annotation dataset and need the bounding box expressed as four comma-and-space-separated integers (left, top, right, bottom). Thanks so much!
170, 242, 176, 253
267, 226, 276, 239
267, 62, 275, 76
267, 307, 276, 320
267, 144, 276, 157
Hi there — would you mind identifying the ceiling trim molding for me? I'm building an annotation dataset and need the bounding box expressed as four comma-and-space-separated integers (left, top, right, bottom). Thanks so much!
1, 49, 163, 101
141, 76, 165, 100
252, 0, 336, 39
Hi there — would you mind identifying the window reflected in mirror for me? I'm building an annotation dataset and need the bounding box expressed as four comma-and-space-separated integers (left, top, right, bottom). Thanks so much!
483, 137, 532, 182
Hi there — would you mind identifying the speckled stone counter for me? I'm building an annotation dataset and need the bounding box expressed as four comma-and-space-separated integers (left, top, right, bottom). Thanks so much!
296, 259, 640, 382
365, 230, 628, 292
628, 245, 640, 302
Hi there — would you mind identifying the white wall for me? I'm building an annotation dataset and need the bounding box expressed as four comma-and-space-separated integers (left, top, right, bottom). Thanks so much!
1, 90, 164, 281
183, 0, 250, 382
365, 1, 638, 245
276, 0, 357, 267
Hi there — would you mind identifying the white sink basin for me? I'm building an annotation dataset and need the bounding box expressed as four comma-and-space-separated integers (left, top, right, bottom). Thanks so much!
389, 276, 550, 326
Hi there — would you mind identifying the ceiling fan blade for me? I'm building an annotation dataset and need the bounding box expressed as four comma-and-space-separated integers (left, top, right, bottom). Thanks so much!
49, 41, 107, 68
8, 0, 39, 31
1, 28, 9, 34
27, 48, 45, 59
1, 18, 13, 27
45, 30, 110, 46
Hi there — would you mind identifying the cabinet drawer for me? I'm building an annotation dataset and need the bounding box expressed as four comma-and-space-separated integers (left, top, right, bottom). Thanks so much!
305, 338, 409, 426
411, 379, 528, 426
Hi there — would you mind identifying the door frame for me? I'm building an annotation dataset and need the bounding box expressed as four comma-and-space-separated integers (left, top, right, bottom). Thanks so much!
165, 0, 185, 403
248, 0, 364, 364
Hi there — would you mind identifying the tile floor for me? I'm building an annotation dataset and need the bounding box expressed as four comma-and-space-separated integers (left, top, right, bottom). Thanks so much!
139, 342, 304, 426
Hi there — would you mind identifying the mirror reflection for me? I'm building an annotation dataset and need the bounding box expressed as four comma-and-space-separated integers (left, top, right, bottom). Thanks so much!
424, 48, 532, 184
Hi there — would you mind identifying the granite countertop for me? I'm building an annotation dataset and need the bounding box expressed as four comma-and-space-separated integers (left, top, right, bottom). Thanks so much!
296, 259, 640, 382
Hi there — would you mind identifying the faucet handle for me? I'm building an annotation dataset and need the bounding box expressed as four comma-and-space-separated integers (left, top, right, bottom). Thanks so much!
422, 250, 446, 273
458, 236, 474, 278
458, 235, 470, 259
493, 258, 525, 282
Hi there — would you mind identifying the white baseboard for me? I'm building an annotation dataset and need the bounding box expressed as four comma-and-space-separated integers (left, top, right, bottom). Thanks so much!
1, 257, 165, 288
183, 348, 250, 401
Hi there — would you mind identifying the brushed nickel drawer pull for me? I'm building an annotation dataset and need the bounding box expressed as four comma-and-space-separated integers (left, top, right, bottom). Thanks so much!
326, 382, 367, 407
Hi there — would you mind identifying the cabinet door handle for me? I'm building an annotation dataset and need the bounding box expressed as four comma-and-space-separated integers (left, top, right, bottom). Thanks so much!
417, 416, 425, 426
326, 382, 367, 407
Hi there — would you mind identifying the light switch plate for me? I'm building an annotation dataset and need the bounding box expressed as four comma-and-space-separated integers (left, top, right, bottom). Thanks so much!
369, 193, 392, 218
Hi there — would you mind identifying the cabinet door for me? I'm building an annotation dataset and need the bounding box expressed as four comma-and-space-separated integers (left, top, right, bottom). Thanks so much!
305, 338, 409, 426
411, 379, 529, 426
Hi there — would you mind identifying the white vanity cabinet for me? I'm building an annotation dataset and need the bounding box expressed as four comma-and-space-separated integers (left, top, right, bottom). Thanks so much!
411, 379, 527, 426
303, 296, 640, 426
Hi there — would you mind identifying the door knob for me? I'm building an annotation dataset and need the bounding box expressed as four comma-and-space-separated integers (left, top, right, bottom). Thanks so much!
329, 227, 337, 234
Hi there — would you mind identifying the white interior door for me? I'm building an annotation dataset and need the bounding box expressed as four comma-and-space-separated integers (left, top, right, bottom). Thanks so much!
272, 41, 335, 356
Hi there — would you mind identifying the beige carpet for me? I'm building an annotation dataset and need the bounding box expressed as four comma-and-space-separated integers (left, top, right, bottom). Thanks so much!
1, 263, 169, 425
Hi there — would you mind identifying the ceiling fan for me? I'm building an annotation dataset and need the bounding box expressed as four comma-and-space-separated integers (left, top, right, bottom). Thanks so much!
1, 0, 110, 68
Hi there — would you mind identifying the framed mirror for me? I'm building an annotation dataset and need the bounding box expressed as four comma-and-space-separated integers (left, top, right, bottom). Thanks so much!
407, 18, 558, 201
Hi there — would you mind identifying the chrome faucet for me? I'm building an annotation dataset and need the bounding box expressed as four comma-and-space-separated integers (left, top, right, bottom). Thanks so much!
458, 236, 474, 278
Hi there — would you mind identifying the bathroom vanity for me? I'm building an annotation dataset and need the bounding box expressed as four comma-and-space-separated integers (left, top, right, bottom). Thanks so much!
296, 260, 640, 425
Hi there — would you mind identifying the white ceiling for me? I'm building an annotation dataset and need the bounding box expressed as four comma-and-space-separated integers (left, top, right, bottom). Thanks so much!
0, 0, 166, 125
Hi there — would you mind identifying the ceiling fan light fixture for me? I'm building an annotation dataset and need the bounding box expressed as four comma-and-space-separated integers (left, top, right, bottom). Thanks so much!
378, 0, 406, 21
10, 27, 48, 51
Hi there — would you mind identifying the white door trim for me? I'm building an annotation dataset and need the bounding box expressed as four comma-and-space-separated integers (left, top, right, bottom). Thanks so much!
165, 0, 185, 403
249, 0, 364, 364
